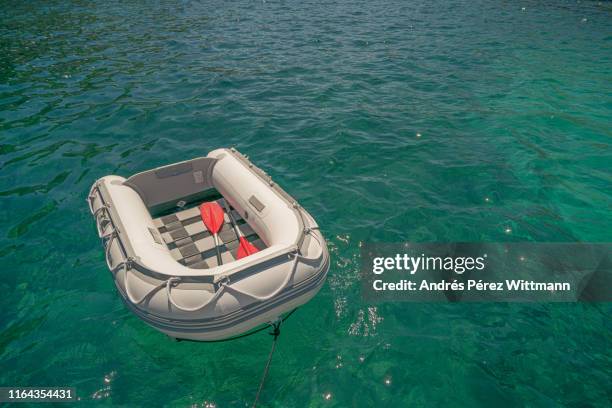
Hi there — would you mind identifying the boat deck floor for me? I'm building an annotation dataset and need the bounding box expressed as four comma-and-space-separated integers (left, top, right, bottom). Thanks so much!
152, 199, 266, 269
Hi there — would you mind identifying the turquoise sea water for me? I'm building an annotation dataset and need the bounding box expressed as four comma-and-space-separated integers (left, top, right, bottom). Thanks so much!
1, 0, 611, 406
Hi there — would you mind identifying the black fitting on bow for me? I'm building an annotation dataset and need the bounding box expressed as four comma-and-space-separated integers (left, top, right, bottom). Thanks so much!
269, 321, 281, 339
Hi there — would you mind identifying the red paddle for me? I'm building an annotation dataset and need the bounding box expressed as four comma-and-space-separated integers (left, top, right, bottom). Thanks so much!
222, 200, 259, 259
237, 235, 259, 259
199, 201, 225, 266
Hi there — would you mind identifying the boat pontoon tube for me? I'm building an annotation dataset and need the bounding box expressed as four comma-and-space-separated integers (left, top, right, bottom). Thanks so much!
87, 148, 329, 341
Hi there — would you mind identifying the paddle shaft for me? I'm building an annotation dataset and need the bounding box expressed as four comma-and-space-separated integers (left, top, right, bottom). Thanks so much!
212, 233, 222, 266
222, 200, 259, 259
221, 200, 243, 237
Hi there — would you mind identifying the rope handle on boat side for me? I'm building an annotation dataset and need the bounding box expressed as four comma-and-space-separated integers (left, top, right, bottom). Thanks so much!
114, 254, 228, 310
122, 271, 227, 310
165, 277, 228, 312
223, 227, 323, 302
103, 230, 118, 271
92, 204, 108, 219
93, 204, 112, 237
222, 251, 301, 302
118, 259, 179, 306
86, 183, 99, 213
88, 183, 113, 237
123, 261, 171, 305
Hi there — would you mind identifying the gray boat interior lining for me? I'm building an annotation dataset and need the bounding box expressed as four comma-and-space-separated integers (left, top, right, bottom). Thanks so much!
124, 157, 217, 214
152, 199, 266, 269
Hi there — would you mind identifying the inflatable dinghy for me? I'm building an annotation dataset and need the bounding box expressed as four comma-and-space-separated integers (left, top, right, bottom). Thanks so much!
87, 148, 329, 341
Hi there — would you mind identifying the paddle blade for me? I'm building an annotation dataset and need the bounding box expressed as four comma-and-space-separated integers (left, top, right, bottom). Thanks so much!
237, 236, 259, 259
199, 201, 225, 234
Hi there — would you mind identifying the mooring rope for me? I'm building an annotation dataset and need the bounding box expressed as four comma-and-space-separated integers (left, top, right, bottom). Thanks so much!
175, 311, 293, 406
252, 320, 282, 408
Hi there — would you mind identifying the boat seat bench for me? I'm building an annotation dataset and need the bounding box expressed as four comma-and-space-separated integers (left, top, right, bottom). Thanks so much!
152, 199, 266, 269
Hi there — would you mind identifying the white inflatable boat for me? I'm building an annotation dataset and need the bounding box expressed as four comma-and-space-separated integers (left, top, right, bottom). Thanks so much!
87, 148, 329, 341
